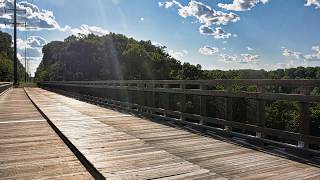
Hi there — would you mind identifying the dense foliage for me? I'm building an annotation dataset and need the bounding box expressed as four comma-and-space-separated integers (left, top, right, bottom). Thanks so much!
36, 33, 194, 81
36, 33, 320, 82
0, 31, 26, 82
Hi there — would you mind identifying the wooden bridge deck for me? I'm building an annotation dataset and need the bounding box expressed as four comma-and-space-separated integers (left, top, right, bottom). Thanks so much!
0, 88, 93, 179
24, 88, 218, 179
1, 88, 320, 179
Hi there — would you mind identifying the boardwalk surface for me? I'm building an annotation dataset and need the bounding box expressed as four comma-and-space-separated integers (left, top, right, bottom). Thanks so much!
0, 88, 92, 179
25, 88, 320, 180
25, 88, 219, 179
2, 87, 320, 179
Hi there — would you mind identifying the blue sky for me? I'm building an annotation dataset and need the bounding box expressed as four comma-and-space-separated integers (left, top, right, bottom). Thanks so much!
1, 0, 320, 76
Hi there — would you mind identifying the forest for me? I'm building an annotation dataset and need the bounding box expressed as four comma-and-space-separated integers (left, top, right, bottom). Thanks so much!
0, 31, 26, 82
35, 33, 320, 82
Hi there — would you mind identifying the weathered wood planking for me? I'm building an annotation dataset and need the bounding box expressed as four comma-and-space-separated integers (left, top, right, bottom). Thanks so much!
32, 88, 320, 179
0, 88, 92, 179
25, 88, 220, 179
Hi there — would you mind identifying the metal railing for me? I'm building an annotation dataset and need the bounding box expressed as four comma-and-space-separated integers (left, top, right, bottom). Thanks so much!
40, 80, 320, 156
0, 82, 13, 95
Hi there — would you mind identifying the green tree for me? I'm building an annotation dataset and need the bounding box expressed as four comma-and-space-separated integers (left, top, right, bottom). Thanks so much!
0, 31, 27, 82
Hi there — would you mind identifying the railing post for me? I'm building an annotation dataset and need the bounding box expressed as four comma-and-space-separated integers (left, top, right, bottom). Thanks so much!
225, 98, 233, 133
118, 83, 124, 108
180, 84, 186, 121
225, 84, 233, 134
256, 86, 265, 139
147, 83, 155, 114
163, 84, 170, 117
137, 83, 145, 112
298, 87, 311, 148
200, 84, 207, 125
127, 84, 133, 110
299, 102, 310, 148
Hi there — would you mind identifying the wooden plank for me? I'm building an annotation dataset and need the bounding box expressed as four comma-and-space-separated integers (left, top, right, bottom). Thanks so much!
0, 88, 92, 179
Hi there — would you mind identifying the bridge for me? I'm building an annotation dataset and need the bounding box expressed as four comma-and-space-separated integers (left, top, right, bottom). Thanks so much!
1, 80, 320, 179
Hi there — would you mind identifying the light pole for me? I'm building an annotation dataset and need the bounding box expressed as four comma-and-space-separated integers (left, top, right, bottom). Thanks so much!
13, 0, 18, 86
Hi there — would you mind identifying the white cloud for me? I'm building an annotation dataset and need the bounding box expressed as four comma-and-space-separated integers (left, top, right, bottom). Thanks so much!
159, 0, 239, 39
140, 17, 144, 21
220, 53, 238, 63
0, 0, 109, 37
17, 36, 47, 49
239, 54, 260, 64
199, 46, 219, 55
16, 36, 47, 76
247, 46, 254, 51
17, 36, 47, 58
158, 1, 178, 8
220, 53, 260, 64
304, 46, 320, 61
199, 25, 232, 39
282, 46, 320, 61
218, 0, 270, 11
0, 0, 62, 30
168, 49, 188, 60
176, 0, 240, 26
69, 24, 109, 36
282, 47, 302, 59
305, 0, 320, 9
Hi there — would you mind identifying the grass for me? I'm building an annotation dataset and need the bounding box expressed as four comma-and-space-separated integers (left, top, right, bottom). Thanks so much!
18, 82, 37, 88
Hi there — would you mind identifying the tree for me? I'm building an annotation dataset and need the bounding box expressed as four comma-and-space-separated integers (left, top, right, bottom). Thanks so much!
0, 31, 26, 82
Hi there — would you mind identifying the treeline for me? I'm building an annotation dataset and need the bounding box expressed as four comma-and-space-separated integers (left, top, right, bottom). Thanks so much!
35, 33, 320, 82
204, 67, 320, 80
36, 33, 183, 81
0, 31, 26, 82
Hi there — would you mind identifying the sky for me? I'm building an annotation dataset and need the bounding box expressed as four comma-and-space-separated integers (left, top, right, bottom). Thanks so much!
0, 0, 320, 76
